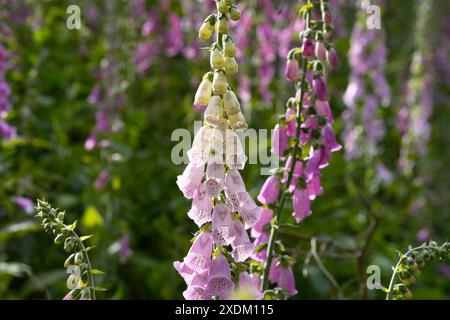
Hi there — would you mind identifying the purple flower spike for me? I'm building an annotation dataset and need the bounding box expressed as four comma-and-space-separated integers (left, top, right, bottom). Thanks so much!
285, 58, 299, 81
207, 253, 235, 299
314, 100, 334, 123
313, 76, 329, 101
211, 203, 235, 245
278, 265, 298, 296
231, 220, 254, 262
322, 123, 342, 153
307, 174, 323, 200
271, 124, 289, 157
257, 175, 280, 205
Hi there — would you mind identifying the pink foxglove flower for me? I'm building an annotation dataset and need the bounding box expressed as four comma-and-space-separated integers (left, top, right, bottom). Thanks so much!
257, 176, 280, 205
183, 272, 211, 300
211, 203, 235, 245
302, 38, 315, 57
183, 231, 213, 273
285, 58, 299, 81
231, 220, 254, 262
238, 272, 263, 300
206, 253, 235, 299
188, 185, 213, 227
313, 75, 329, 101
270, 262, 298, 297
292, 187, 311, 223
271, 124, 289, 157
176, 162, 205, 199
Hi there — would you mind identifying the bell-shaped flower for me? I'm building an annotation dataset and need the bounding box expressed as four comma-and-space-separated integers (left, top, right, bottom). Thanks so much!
315, 41, 327, 61
237, 192, 261, 229
251, 232, 269, 262
302, 38, 314, 57
211, 203, 235, 245
322, 123, 342, 153
305, 148, 321, 182
313, 75, 329, 101
188, 125, 213, 167
204, 156, 225, 198
224, 169, 246, 210
204, 96, 223, 127
257, 175, 280, 205
326, 47, 339, 69
188, 185, 213, 227
222, 35, 236, 57
237, 272, 263, 300
251, 208, 272, 239
285, 58, 299, 81
183, 272, 211, 300
315, 100, 334, 123
224, 56, 238, 76
183, 231, 213, 273
223, 89, 241, 116
292, 187, 311, 223
307, 174, 323, 200
206, 253, 234, 299
193, 77, 212, 112
212, 71, 227, 95
231, 220, 254, 262
176, 162, 205, 199
224, 129, 246, 169
285, 107, 297, 137
173, 260, 195, 284
210, 46, 225, 70
228, 112, 248, 131
271, 124, 289, 157
269, 261, 297, 297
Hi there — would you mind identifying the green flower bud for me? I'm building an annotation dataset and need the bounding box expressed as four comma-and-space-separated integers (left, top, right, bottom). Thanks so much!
222, 35, 236, 57
217, 0, 229, 14
204, 96, 224, 127
223, 90, 241, 115
64, 237, 75, 252
193, 77, 213, 112
218, 15, 229, 34
225, 0, 233, 5
399, 270, 416, 285
212, 72, 227, 95
54, 233, 65, 245
74, 252, 83, 265
57, 212, 65, 222
64, 253, 75, 268
224, 56, 238, 76
210, 46, 225, 69
229, 5, 241, 21
199, 22, 213, 41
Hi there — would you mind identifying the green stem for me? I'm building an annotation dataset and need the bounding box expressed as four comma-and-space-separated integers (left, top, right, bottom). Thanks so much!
69, 229, 96, 300
261, 4, 311, 289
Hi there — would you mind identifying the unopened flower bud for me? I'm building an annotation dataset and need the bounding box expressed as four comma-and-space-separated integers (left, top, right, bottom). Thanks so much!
224, 56, 238, 76
193, 76, 212, 112
285, 58, 299, 81
210, 46, 225, 69
212, 72, 227, 95
222, 35, 236, 57
74, 252, 83, 265
64, 237, 75, 252
217, 0, 229, 14
228, 112, 247, 131
223, 90, 241, 115
199, 22, 213, 41
315, 41, 327, 61
218, 15, 229, 34
64, 253, 75, 268
302, 38, 315, 57
57, 212, 65, 222
204, 96, 223, 127
326, 47, 339, 69
54, 233, 64, 245
229, 5, 241, 21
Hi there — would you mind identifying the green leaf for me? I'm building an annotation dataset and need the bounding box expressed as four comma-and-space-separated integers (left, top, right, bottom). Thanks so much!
90, 269, 104, 275
80, 234, 94, 242
81, 205, 104, 229
93, 287, 107, 291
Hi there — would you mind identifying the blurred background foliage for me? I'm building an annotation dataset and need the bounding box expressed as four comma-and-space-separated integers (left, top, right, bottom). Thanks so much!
0, 0, 448, 299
